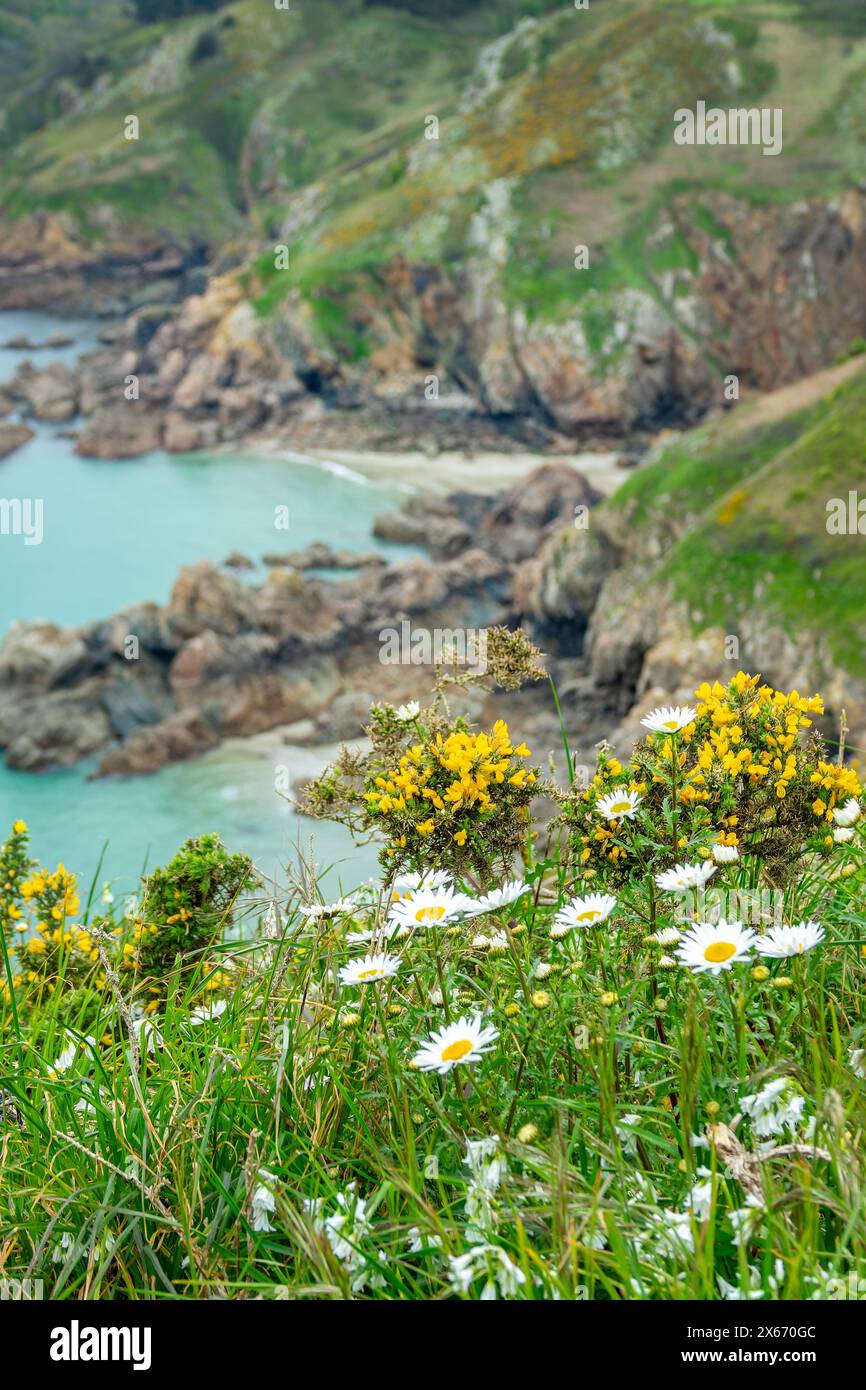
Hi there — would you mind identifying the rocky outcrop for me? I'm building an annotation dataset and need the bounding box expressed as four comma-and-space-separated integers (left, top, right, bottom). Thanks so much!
0, 463, 591, 775
3, 361, 78, 422
261, 543, 385, 571
0, 422, 34, 459
10, 187, 866, 461
374, 462, 600, 566
523, 489, 866, 757
0, 211, 208, 316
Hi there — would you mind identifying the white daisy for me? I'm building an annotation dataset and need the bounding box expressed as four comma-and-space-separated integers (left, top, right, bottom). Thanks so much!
677, 919, 756, 974
553, 892, 618, 931
595, 789, 642, 821
471, 931, 510, 952
658, 1207, 696, 1255
299, 895, 359, 921
461, 879, 531, 916
394, 701, 421, 721
390, 869, 453, 901
849, 1049, 866, 1078
654, 861, 717, 893
389, 884, 470, 930
645, 925, 683, 947
712, 844, 740, 864
640, 705, 697, 735
411, 1013, 499, 1073
53, 1040, 78, 1074
832, 797, 861, 827
754, 921, 824, 958
833, 827, 854, 843
339, 953, 401, 987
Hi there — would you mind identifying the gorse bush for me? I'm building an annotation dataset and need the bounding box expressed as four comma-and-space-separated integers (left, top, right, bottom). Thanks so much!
298, 625, 548, 883
1, 652, 866, 1300
561, 674, 860, 886
130, 833, 253, 1006
301, 708, 539, 884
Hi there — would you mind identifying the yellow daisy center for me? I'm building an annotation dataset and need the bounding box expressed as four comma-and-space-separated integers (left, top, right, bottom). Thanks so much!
704, 941, 736, 964
577, 910, 601, 922
663, 719, 680, 730
357, 968, 383, 980
441, 1038, 473, 1062
416, 905, 446, 923
611, 800, 632, 813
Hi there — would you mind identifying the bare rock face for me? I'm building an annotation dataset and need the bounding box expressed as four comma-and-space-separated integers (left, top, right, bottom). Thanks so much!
75, 405, 162, 459
5, 362, 78, 421
96, 708, 220, 777
517, 520, 620, 646
253, 567, 344, 646
7, 186, 866, 459
1, 694, 112, 770
162, 412, 221, 452
261, 542, 384, 570
100, 676, 173, 740
0, 210, 204, 315
0, 464, 578, 776
371, 555, 451, 615
372, 462, 600, 588
210, 658, 342, 737
0, 622, 98, 690
168, 630, 248, 699
479, 462, 601, 563
637, 628, 731, 701
0, 421, 34, 458
163, 563, 258, 642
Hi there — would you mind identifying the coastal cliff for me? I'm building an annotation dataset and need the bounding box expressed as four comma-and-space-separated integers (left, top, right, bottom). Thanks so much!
3, 2, 866, 457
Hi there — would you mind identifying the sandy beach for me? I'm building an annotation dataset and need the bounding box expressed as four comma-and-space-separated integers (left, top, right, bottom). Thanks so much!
253, 442, 633, 497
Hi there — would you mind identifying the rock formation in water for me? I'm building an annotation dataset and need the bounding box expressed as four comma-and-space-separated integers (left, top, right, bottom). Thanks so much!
0, 464, 597, 775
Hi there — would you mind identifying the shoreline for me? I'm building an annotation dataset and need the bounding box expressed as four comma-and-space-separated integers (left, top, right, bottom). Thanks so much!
246, 439, 634, 497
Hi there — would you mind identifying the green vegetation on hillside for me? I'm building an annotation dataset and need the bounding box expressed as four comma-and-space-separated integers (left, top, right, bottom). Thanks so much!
604, 363, 866, 677
2, 0, 866, 366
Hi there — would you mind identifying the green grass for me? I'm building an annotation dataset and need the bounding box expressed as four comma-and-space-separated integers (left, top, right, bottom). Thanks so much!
2, 669, 866, 1301
660, 373, 866, 676
583, 365, 866, 680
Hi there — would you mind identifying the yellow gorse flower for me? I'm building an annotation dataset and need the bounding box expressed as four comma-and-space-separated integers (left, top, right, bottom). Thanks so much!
367, 720, 534, 822
567, 672, 861, 879
362, 717, 538, 874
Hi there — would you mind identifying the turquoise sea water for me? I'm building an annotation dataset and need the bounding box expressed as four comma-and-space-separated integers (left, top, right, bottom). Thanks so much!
0, 312, 404, 897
